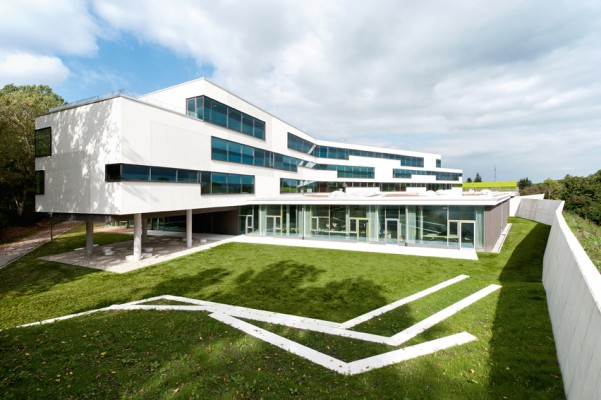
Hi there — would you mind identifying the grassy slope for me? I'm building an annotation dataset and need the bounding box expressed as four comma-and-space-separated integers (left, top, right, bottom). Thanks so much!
0, 218, 564, 399
564, 211, 601, 273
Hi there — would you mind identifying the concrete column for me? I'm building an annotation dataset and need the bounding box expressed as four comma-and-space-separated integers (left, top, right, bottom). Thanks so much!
85, 221, 94, 256
142, 218, 148, 244
186, 209, 193, 248
133, 213, 142, 261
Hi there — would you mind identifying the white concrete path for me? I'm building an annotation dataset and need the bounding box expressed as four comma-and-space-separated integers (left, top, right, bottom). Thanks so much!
12, 276, 500, 375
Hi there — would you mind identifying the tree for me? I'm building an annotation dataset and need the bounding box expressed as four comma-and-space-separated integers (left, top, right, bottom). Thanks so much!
466, 177, 473, 183
560, 171, 601, 225
0, 84, 64, 225
518, 177, 532, 190
474, 172, 482, 182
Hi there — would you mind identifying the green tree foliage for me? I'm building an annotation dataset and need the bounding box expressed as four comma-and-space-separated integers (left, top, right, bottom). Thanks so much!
466, 177, 473, 183
0, 84, 64, 227
560, 171, 601, 225
522, 172, 601, 225
474, 172, 482, 182
518, 177, 532, 190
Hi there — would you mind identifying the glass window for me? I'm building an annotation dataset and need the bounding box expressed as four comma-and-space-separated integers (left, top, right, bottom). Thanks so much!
35, 170, 44, 194
200, 171, 211, 194
105, 164, 122, 181
254, 148, 266, 167
450, 206, 475, 220
242, 145, 254, 165
203, 96, 212, 121
211, 137, 228, 161
122, 164, 150, 181
211, 172, 227, 194
35, 127, 52, 157
241, 175, 254, 194
210, 100, 227, 127
195, 96, 204, 120
151, 166, 177, 182
177, 169, 199, 183
274, 153, 284, 170
227, 174, 241, 194
186, 98, 195, 117
227, 142, 242, 163
228, 108, 242, 132
254, 119, 265, 139
242, 114, 254, 136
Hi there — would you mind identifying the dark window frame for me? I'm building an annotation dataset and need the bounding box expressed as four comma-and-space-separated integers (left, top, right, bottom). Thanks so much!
35, 170, 45, 194
35, 127, 52, 157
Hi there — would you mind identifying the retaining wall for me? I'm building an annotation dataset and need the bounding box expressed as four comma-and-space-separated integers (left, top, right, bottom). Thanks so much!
516, 198, 601, 400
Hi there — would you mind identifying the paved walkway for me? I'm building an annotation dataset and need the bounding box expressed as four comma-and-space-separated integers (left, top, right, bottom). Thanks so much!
41, 232, 237, 273
0, 221, 82, 269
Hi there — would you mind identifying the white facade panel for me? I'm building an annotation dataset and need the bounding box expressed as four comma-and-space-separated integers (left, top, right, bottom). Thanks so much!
35, 78, 468, 218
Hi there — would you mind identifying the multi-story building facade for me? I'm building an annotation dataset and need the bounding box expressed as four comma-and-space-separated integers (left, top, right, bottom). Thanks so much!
34, 78, 510, 260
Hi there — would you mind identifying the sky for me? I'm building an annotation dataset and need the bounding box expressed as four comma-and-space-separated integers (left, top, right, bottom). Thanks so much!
1, 0, 600, 182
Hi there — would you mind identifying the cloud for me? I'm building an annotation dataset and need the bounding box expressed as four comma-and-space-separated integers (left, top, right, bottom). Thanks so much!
0, 53, 69, 86
3, 0, 601, 181
0, 0, 98, 87
0, 0, 98, 56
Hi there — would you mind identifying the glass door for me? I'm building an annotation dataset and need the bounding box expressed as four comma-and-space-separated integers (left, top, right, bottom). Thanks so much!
350, 218, 369, 242
245, 215, 254, 234
385, 219, 400, 245
266, 216, 281, 236
461, 222, 475, 249
448, 220, 475, 248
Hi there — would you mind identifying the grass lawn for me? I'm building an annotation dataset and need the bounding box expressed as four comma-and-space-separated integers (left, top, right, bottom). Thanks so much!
0, 218, 564, 399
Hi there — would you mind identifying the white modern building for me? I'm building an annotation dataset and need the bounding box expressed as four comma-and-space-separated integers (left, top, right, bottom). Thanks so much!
34, 78, 510, 260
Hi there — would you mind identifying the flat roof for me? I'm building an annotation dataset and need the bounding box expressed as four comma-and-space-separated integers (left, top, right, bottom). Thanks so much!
251, 191, 513, 206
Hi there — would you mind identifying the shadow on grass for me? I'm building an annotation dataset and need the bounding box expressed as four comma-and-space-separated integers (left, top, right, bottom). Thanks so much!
0, 232, 133, 298
211, 260, 389, 322
487, 222, 565, 399
0, 259, 100, 298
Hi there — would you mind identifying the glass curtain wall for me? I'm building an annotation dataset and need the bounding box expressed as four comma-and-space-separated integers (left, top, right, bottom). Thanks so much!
239, 204, 483, 249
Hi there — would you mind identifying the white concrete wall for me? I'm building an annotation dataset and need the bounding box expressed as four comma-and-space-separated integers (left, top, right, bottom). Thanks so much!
35, 98, 123, 215
515, 197, 561, 225
510, 194, 545, 217
516, 198, 601, 400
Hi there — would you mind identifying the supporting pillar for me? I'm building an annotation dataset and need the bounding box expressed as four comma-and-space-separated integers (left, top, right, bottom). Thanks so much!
85, 221, 94, 256
133, 213, 142, 261
142, 218, 148, 244
186, 209, 193, 248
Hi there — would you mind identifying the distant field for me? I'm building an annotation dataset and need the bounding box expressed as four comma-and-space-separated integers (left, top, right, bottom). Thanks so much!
0, 218, 564, 399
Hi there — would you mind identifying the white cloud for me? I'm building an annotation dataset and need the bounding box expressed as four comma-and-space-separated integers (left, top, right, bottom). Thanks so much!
0, 0, 98, 56
0, 0, 98, 87
3, 0, 601, 181
0, 52, 69, 86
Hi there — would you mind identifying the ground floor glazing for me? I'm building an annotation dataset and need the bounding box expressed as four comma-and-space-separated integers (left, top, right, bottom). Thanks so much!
240, 204, 484, 249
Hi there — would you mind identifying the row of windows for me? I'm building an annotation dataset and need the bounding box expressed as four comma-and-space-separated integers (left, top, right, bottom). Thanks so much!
212, 137, 375, 178
105, 164, 254, 195
280, 178, 457, 193
393, 169, 461, 181
35, 127, 52, 157
187, 96, 265, 140
287, 133, 427, 167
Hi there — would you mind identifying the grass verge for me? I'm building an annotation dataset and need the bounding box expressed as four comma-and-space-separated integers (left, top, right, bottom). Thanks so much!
0, 218, 564, 399
564, 211, 601, 272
